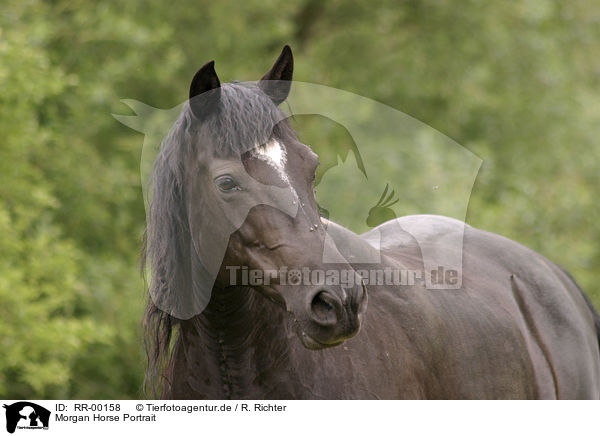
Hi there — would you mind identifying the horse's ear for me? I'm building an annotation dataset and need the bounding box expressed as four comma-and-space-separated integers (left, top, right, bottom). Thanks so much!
189, 60, 221, 119
259, 45, 294, 105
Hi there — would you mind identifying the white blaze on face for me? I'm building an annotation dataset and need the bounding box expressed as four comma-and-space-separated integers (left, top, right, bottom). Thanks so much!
252, 138, 303, 209
254, 138, 288, 182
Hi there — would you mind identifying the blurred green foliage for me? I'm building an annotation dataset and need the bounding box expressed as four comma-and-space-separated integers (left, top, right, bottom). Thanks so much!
0, 0, 599, 398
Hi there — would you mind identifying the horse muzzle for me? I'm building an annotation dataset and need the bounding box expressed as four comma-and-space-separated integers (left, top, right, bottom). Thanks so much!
297, 282, 367, 350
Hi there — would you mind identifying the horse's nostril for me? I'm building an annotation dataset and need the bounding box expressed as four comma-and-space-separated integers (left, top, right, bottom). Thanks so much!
310, 291, 338, 325
354, 282, 368, 312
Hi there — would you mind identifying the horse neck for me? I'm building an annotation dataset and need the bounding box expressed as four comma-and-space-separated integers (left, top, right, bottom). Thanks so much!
176, 285, 292, 398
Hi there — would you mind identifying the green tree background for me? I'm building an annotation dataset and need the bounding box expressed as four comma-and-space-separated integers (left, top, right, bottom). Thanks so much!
1, 0, 598, 398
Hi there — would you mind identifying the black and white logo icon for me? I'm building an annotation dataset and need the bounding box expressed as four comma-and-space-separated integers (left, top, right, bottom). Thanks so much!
3, 402, 50, 434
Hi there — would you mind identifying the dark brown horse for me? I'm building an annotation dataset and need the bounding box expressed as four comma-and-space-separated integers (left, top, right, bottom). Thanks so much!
143, 45, 600, 399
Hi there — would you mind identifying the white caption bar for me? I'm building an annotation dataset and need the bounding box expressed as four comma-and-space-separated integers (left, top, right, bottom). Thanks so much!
0, 400, 596, 436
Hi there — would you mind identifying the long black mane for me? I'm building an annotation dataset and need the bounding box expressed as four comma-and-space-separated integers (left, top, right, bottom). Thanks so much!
141, 82, 297, 397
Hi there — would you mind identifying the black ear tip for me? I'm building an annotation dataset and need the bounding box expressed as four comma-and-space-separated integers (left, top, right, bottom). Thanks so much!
189, 59, 221, 119
282, 45, 293, 58
193, 60, 216, 78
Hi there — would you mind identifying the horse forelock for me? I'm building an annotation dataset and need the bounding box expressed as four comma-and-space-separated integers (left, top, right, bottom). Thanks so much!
188, 83, 294, 157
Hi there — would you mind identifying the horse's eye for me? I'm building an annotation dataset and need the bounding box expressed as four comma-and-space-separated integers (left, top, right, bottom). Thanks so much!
215, 176, 241, 193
